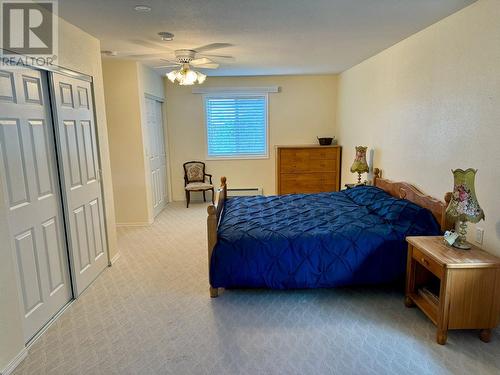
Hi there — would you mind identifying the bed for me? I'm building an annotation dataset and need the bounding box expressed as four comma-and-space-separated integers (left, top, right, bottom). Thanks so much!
207, 169, 452, 297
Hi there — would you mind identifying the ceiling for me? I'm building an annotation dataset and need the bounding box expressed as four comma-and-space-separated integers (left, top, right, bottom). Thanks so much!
58, 0, 476, 76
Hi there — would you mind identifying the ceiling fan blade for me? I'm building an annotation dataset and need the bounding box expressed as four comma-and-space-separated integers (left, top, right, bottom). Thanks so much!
153, 65, 180, 69
126, 52, 173, 59
197, 54, 234, 61
190, 57, 213, 66
196, 63, 219, 69
160, 59, 181, 64
129, 39, 171, 50
193, 43, 232, 53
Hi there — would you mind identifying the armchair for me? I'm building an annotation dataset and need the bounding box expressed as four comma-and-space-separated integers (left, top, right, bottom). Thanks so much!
183, 161, 214, 208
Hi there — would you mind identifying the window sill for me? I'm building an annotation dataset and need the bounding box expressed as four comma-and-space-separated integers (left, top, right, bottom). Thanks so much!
206, 155, 269, 161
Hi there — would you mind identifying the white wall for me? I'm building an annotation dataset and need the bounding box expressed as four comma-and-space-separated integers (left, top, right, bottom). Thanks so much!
337, 0, 500, 255
102, 60, 166, 224
0, 17, 118, 371
102, 59, 149, 224
165, 75, 338, 201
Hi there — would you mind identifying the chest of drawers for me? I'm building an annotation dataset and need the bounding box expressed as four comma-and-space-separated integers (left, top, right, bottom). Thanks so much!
276, 145, 341, 195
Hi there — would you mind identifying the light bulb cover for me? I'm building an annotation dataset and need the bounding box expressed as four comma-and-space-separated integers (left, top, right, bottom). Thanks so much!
166, 70, 177, 82
197, 72, 207, 84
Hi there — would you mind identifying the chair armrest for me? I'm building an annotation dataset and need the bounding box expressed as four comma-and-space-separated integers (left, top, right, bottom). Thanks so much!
205, 173, 213, 184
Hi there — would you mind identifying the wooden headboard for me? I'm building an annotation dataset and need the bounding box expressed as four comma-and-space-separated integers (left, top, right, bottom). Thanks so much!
373, 168, 452, 232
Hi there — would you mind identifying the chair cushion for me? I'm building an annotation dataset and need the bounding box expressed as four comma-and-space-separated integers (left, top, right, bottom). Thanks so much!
185, 182, 213, 191
185, 163, 205, 182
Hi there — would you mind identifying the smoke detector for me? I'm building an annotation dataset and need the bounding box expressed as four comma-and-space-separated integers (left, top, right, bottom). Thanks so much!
101, 50, 117, 57
158, 32, 175, 41
134, 5, 151, 12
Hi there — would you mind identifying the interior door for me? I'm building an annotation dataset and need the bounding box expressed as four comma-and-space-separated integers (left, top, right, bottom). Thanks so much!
50, 73, 108, 296
146, 97, 167, 217
0, 68, 72, 342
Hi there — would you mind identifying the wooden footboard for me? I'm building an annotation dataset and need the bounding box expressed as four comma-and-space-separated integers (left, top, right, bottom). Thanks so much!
207, 177, 227, 297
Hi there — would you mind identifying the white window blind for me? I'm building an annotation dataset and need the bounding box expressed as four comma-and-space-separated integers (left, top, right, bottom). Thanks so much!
205, 95, 268, 159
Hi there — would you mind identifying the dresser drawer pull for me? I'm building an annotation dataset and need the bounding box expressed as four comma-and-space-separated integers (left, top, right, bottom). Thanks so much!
421, 258, 430, 266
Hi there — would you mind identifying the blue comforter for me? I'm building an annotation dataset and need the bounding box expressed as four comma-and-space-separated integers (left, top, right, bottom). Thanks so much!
210, 186, 440, 289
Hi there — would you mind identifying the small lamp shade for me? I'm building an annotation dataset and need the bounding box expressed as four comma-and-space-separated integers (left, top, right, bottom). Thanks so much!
350, 146, 369, 183
445, 168, 484, 249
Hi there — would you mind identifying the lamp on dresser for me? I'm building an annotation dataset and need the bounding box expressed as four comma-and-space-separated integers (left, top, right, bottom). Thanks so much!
445, 168, 484, 249
350, 146, 369, 184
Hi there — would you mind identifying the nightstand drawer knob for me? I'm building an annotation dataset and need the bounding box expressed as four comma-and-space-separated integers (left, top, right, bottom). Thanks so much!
421, 258, 430, 266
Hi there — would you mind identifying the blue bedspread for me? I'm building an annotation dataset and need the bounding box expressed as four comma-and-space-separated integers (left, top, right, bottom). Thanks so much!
210, 186, 440, 289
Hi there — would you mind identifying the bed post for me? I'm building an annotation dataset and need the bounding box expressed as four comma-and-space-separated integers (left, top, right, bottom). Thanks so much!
207, 205, 218, 298
207, 176, 227, 298
442, 192, 453, 232
373, 168, 381, 186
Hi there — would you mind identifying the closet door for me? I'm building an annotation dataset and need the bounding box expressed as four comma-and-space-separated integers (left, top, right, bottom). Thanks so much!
51, 73, 108, 296
145, 97, 167, 217
0, 68, 72, 342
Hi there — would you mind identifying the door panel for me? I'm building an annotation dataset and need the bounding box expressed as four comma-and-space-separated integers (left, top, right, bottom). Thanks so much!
146, 97, 167, 217
0, 68, 72, 342
29, 120, 54, 197
0, 119, 30, 207
51, 73, 108, 296
15, 228, 43, 315
41, 216, 65, 293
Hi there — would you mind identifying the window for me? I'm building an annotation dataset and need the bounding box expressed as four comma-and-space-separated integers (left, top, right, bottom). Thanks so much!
205, 94, 268, 159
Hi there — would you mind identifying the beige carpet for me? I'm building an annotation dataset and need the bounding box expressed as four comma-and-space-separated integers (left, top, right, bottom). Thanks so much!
12, 202, 500, 375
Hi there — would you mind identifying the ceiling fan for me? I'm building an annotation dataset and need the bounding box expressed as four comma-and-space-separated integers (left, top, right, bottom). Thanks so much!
153, 48, 227, 85
103, 41, 234, 85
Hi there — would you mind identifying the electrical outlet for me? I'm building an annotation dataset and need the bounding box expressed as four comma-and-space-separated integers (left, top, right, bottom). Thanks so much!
475, 227, 484, 245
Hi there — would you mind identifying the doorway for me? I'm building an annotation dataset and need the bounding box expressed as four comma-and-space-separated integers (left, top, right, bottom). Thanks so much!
145, 95, 167, 217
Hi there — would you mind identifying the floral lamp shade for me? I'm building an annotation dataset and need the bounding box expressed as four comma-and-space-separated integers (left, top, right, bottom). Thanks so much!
445, 168, 484, 249
350, 146, 369, 183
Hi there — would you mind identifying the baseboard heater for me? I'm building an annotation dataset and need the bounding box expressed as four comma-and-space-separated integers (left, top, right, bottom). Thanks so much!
227, 187, 263, 197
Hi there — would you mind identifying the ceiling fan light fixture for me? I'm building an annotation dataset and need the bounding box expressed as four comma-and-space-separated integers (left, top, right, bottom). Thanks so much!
166, 67, 207, 86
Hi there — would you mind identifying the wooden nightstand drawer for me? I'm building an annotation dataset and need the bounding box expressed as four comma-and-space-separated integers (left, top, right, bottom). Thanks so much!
412, 246, 443, 279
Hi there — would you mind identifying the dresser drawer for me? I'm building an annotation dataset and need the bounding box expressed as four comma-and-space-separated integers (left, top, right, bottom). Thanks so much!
280, 158, 337, 173
413, 246, 444, 279
279, 173, 337, 194
279, 148, 338, 162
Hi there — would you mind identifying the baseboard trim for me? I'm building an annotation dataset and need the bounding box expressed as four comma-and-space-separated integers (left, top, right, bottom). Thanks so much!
1, 347, 28, 375
116, 222, 151, 227
110, 252, 121, 265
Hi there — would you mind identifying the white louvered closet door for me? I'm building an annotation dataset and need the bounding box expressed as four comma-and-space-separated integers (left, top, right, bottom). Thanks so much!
0, 68, 72, 342
146, 97, 167, 217
51, 73, 108, 296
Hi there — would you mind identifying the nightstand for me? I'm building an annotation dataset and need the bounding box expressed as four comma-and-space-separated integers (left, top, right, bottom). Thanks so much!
405, 236, 500, 345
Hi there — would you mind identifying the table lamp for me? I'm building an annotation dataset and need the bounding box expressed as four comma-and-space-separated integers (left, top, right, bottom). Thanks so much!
350, 146, 369, 184
445, 168, 485, 250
